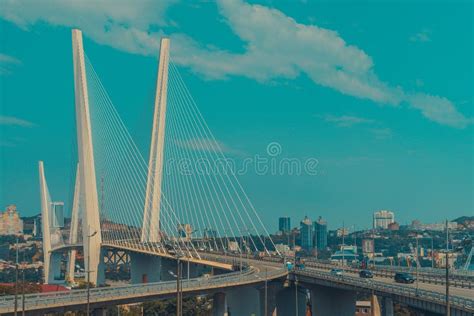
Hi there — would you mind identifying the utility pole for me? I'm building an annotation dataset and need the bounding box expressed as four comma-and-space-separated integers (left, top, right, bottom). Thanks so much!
264, 267, 268, 316
240, 235, 243, 274
415, 236, 419, 294
342, 221, 345, 267
14, 237, 19, 316
431, 237, 434, 269
295, 277, 298, 316
445, 219, 450, 316
87, 226, 97, 316
372, 217, 376, 268
176, 257, 182, 316
21, 252, 25, 316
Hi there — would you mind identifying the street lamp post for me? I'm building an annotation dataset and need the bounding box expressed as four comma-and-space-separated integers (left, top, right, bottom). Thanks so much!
239, 235, 243, 274
21, 252, 25, 316
445, 219, 450, 316
177, 257, 182, 316
415, 236, 419, 294
14, 237, 19, 316
342, 221, 345, 267
264, 267, 268, 316
431, 236, 434, 269
295, 276, 298, 316
86, 227, 97, 316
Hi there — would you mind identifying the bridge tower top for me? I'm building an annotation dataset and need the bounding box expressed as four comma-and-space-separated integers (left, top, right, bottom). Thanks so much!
72, 28, 103, 285
142, 38, 170, 243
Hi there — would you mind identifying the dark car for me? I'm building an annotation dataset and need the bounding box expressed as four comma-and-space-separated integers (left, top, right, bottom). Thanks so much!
394, 272, 415, 284
359, 270, 373, 278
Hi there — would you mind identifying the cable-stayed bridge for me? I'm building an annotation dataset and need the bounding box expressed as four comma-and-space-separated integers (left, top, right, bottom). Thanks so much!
38, 29, 278, 286
2, 29, 472, 315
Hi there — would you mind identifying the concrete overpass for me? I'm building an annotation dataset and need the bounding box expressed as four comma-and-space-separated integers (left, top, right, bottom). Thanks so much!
1, 254, 473, 316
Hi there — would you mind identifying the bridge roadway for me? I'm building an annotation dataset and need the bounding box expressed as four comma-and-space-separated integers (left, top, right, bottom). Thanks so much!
0, 254, 286, 315
0, 253, 473, 315
51, 242, 236, 271
53, 241, 474, 287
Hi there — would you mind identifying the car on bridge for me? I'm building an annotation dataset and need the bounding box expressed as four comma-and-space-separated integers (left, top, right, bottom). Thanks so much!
330, 268, 343, 276
394, 272, 416, 284
359, 269, 373, 278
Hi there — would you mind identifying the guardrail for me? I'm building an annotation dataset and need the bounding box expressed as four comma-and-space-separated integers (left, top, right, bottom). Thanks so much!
304, 258, 473, 277
199, 251, 474, 289
301, 258, 473, 289
294, 269, 474, 313
0, 261, 287, 314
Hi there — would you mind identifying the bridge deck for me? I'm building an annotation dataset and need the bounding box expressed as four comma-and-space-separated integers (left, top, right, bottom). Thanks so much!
51, 242, 234, 271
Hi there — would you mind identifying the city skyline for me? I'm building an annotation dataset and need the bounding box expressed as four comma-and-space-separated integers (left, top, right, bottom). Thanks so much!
0, 2, 472, 314
0, 1, 472, 233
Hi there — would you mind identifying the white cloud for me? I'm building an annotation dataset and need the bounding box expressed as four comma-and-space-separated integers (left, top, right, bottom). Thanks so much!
0, 53, 21, 75
410, 29, 431, 43
408, 94, 471, 128
322, 115, 375, 127
370, 127, 392, 140
175, 138, 243, 156
0, 115, 35, 127
0, 0, 470, 128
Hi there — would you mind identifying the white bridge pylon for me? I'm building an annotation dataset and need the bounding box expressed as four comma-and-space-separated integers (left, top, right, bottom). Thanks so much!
39, 29, 279, 285
141, 38, 170, 243
72, 29, 103, 285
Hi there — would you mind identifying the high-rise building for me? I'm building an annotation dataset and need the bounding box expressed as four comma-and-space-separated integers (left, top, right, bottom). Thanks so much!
373, 210, 395, 229
313, 216, 328, 250
33, 215, 42, 237
300, 216, 313, 251
0, 205, 23, 235
278, 217, 291, 233
51, 202, 64, 228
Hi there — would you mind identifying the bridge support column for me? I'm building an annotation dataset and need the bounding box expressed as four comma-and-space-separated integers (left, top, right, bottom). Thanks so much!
92, 307, 107, 316
46, 252, 62, 283
383, 297, 394, 316
226, 286, 260, 315
130, 252, 161, 283
310, 285, 356, 316
160, 258, 176, 281
212, 292, 227, 316
275, 284, 306, 316
259, 283, 278, 316
371, 294, 381, 316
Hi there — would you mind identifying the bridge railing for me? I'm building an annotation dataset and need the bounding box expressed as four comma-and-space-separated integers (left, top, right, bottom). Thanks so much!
294, 268, 474, 312
0, 264, 287, 313
304, 257, 474, 277
302, 258, 473, 289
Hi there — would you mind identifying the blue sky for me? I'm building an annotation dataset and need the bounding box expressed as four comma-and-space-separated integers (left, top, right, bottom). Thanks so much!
0, 0, 472, 231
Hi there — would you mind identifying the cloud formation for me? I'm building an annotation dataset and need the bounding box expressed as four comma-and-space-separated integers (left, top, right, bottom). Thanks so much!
0, 0, 470, 128
175, 138, 243, 156
322, 115, 375, 127
0, 53, 21, 74
410, 29, 431, 43
0, 115, 35, 127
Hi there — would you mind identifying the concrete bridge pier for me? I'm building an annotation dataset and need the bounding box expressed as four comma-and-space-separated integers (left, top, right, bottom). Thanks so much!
310, 284, 356, 316
212, 284, 283, 316
275, 285, 307, 316
46, 252, 62, 283
383, 297, 394, 316
130, 252, 161, 283
226, 286, 261, 315
159, 258, 207, 282
259, 283, 278, 316
212, 292, 227, 316
91, 307, 107, 316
